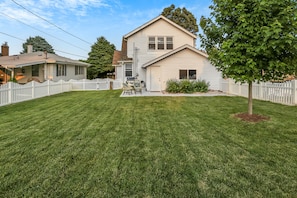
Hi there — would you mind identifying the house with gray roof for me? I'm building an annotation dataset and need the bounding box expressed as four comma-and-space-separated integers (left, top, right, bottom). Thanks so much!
0, 44, 89, 84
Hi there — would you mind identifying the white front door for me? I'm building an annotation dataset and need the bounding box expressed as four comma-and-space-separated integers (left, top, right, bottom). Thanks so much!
150, 66, 161, 91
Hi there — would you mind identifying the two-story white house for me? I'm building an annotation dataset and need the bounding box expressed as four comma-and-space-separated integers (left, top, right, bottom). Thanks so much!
112, 15, 222, 91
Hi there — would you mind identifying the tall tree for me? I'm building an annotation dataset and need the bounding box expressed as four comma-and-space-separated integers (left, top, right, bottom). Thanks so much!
200, 0, 297, 115
22, 36, 55, 53
87, 36, 115, 79
161, 4, 198, 35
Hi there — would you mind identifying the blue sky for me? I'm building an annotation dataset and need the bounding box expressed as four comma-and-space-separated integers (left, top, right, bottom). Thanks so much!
0, 0, 212, 60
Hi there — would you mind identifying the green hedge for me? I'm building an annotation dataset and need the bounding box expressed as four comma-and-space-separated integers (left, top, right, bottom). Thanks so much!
166, 79, 210, 93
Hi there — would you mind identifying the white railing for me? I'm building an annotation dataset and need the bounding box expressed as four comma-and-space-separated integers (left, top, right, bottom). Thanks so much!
221, 79, 297, 105
0, 78, 122, 106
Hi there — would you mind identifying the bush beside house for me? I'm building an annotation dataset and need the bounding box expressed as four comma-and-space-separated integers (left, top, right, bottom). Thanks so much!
166, 79, 210, 93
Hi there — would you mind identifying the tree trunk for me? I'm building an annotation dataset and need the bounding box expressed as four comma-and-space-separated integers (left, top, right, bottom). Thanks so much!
248, 82, 253, 115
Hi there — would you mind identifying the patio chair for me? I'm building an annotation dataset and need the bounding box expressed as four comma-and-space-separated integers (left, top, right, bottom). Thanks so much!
122, 83, 134, 95
133, 80, 142, 94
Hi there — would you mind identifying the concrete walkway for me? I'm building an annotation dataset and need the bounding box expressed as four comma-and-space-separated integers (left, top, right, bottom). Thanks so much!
120, 89, 231, 97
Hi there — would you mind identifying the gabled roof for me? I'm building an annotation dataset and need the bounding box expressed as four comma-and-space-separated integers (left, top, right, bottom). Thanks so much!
0, 51, 90, 68
112, 50, 122, 66
124, 15, 197, 39
142, 44, 208, 68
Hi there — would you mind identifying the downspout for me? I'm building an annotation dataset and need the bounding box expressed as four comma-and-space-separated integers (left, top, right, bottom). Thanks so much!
133, 43, 139, 78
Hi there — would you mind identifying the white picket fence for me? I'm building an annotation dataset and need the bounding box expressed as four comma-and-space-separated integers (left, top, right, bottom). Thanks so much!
221, 79, 297, 105
0, 79, 122, 106
1, 78, 296, 107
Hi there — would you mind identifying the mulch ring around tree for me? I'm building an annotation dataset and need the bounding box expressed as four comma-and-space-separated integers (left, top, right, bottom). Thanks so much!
234, 113, 270, 123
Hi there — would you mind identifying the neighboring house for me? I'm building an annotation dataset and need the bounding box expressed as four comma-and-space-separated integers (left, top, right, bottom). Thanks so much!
112, 15, 222, 91
0, 45, 89, 84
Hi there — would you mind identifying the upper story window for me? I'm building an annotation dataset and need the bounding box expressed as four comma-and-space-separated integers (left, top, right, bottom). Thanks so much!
148, 36, 173, 50
166, 37, 173, 50
158, 37, 164, 50
148, 37, 156, 50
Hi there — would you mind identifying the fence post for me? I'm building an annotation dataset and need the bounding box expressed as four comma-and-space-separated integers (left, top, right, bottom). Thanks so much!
47, 80, 50, 96
109, 79, 113, 90
60, 80, 63, 93
32, 81, 35, 99
293, 80, 297, 105
259, 82, 263, 100
228, 79, 231, 94
8, 82, 12, 104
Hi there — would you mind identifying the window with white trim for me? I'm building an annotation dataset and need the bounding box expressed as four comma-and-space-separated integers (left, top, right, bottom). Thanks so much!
75, 66, 84, 75
179, 69, 196, 80
125, 63, 132, 77
158, 37, 164, 50
148, 36, 173, 50
148, 37, 156, 50
32, 65, 39, 76
56, 64, 67, 76
166, 37, 173, 49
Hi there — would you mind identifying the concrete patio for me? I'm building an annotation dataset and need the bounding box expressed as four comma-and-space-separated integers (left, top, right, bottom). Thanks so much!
120, 89, 231, 97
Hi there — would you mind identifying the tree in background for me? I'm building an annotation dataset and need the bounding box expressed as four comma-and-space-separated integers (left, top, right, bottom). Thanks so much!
200, 0, 297, 115
22, 36, 55, 54
161, 4, 198, 35
87, 36, 115, 79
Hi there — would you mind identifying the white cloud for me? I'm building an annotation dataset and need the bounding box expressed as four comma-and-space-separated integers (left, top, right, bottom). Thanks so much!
0, 0, 109, 28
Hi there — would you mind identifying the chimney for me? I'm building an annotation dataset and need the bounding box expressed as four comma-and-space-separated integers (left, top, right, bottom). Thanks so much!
1, 42, 9, 56
27, 44, 33, 53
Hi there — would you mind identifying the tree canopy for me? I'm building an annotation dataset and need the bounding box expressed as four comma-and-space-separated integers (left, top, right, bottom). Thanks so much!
87, 36, 115, 79
200, 0, 297, 115
161, 4, 198, 35
22, 36, 55, 54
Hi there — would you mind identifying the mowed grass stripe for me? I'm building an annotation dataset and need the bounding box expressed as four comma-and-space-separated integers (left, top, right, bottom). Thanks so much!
0, 91, 296, 197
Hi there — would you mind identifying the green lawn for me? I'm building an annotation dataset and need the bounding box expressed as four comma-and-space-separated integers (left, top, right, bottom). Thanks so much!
0, 90, 296, 197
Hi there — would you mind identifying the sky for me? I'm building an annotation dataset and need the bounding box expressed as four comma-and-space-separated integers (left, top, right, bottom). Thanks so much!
0, 0, 212, 60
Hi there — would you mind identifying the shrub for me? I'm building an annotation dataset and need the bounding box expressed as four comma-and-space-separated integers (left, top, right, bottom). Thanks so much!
166, 79, 210, 93
166, 79, 180, 93
192, 79, 210, 93
179, 80, 194, 93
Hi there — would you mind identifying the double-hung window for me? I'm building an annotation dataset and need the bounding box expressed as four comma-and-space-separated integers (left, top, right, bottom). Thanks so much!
179, 69, 197, 80
125, 63, 132, 77
75, 66, 84, 75
157, 37, 164, 50
32, 65, 39, 77
56, 64, 67, 76
166, 37, 173, 49
148, 36, 173, 50
148, 37, 156, 50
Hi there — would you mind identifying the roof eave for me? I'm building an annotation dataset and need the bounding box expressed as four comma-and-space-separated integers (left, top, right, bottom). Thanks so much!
124, 15, 197, 39
142, 45, 208, 68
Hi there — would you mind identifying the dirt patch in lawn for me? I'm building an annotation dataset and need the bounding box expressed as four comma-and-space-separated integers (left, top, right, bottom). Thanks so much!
234, 113, 270, 123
